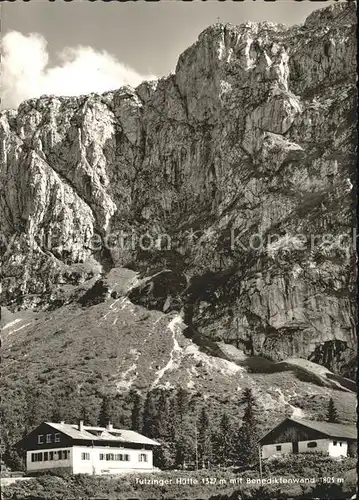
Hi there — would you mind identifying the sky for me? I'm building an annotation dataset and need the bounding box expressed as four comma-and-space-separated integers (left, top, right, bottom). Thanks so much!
1, 0, 343, 109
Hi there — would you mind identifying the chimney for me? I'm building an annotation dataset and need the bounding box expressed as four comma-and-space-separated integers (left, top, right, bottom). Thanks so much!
106, 421, 113, 431
78, 420, 84, 431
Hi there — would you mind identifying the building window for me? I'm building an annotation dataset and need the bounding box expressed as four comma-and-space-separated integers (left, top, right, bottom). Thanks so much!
339, 442, 342, 447
81, 453, 90, 460
54, 433, 61, 443
276, 445, 282, 451
58, 450, 63, 460
139, 453, 148, 463
37, 435, 44, 445
46, 434, 52, 444
49, 452, 54, 461
307, 442, 317, 448
63, 450, 70, 460
103, 453, 131, 462
333, 441, 337, 446
100, 452, 131, 462
31, 452, 43, 462
44, 452, 48, 462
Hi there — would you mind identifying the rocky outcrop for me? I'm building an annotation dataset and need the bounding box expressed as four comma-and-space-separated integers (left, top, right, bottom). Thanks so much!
0, 2, 356, 376
128, 270, 186, 312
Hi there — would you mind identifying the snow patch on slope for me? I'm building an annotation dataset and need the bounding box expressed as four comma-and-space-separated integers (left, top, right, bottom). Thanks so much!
184, 344, 244, 377
274, 387, 305, 418
6, 322, 32, 336
151, 314, 184, 389
2, 318, 22, 331
116, 349, 140, 390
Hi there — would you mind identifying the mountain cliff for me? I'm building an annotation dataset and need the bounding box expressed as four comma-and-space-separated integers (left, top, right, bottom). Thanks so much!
0, 0, 357, 427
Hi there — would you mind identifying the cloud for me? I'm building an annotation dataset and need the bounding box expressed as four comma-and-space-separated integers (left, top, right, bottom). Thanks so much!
1, 31, 156, 109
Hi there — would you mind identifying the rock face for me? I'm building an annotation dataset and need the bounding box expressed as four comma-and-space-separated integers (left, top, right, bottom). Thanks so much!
0, 2, 357, 377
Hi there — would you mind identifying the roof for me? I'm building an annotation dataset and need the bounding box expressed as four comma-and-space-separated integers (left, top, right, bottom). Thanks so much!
44, 422, 160, 446
289, 418, 357, 440
260, 417, 357, 443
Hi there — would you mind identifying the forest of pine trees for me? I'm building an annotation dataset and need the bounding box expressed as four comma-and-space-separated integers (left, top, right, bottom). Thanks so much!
126, 386, 260, 470
1, 381, 262, 471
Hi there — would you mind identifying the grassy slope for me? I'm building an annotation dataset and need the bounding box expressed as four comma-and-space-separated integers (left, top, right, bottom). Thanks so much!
1, 295, 356, 434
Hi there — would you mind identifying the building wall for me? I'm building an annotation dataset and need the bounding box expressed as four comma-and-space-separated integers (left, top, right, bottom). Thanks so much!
298, 438, 330, 454
26, 445, 156, 475
261, 442, 293, 459
262, 438, 349, 459
328, 440, 348, 457
26, 448, 72, 472
262, 439, 333, 459
71, 446, 154, 475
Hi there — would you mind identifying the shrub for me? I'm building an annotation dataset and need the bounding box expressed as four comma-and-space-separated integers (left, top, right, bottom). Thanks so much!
298, 482, 348, 499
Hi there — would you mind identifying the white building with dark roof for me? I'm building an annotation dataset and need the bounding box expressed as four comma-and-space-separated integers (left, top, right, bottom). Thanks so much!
259, 417, 357, 459
16, 421, 160, 475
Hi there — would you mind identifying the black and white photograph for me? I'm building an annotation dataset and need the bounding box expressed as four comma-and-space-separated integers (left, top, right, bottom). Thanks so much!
0, 0, 357, 499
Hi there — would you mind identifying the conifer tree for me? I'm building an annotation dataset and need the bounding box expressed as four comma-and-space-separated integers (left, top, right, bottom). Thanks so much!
197, 406, 211, 468
78, 394, 101, 426
51, 401, 63, 423
213, 412, 235, 467
2, 439, 24, 471
153, 390, 176, 469
129, 390, 143, 432
240, 387, 256, 407
174, 417, 196, 469
168, 393, 178, 442
326, 397, 340, 423
173, 387, 197, 468
109, 393, 130, 428
238, 387, 259, 467
98, 395, 112, 427
153, 390, 172, 440
25, 386, 52, 428
175, 386, 189, 426
80, 405, 90, 425
53, 381, 83, 424
142, 391, 157, 438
